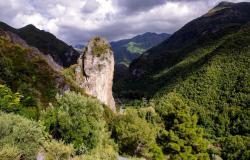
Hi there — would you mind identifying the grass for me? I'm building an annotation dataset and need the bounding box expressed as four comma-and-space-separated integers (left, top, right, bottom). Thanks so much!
91, 37, 110, 57
126, 42, 145, 54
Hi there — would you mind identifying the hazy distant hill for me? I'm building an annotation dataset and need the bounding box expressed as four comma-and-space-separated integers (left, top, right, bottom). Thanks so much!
111, 32, 170, 66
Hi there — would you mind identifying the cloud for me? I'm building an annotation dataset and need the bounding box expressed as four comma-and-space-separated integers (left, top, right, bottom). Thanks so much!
82, 0, 100, 13
0, 0, 250, 45
112, 0, 166, 14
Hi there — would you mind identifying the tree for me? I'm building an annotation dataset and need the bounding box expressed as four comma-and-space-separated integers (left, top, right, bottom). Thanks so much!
156, 92, 209, 159
221, 135, 250, 160
111, 109, 161, 159
0, 84, 21, 113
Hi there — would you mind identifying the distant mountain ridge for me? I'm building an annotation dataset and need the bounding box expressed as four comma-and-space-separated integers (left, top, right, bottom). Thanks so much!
0, 22, 80, 67
130, 1, 250, 74
111, 32, 170, 66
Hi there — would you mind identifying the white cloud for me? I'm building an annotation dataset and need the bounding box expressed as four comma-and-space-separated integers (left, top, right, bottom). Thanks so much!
0, 0, 250, 44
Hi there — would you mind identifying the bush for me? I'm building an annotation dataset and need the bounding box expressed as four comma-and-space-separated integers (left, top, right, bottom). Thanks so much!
0, 145, 21, 160
0, 112, 47, 160
44, 140, 74, 160
41, 91, 114, 154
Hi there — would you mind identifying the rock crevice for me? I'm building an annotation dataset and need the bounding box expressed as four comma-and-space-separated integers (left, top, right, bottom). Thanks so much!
76, 37, 116, 111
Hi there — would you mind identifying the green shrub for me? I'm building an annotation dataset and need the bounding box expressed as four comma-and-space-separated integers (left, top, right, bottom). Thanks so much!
0, 145, 21, 160
45, 140, 74, 160
0, 112, 47, 160
91, 37, 110, 57
41, 91, 114, 154
0, 84, 21, 113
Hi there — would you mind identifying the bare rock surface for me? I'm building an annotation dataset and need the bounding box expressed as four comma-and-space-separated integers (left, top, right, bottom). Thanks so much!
76, 37, 116, 111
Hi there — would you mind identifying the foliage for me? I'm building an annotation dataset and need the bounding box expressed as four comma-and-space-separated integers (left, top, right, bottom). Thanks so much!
116, 22, 250, 159
155, 92, 209, 159
0, 84, 41, 119
73, 144, 117, 160
92, 37, 110, 57
126, 42, 145, 54
221, 135, 250, 160
0, 112, 47, 160
0, 36, 58, 112
41, 91, 115, 154
44, 140, 75, 160
111, 109, 161, 159
0, 84, 21, 113
0, 145, 21, 160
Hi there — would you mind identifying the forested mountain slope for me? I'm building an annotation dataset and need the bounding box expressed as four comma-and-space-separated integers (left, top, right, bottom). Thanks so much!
113, 2, 250, 159
0, 22, 80, 67
130, 2, 250, 74
0, 28, 81, 119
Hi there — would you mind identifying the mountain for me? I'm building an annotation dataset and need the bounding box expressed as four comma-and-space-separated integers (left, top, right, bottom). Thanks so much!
0, 22, 80, 67
111, 32, 170, 66
0, 28, 82, 119
130, 2, 250, 75
115, 1, 250, 148
74, 44, 85, 53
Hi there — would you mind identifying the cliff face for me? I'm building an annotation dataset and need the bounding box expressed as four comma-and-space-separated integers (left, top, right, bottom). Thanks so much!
76, 37, 116, 111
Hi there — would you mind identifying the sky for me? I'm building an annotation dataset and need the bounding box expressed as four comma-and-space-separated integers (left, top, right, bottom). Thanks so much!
0, 0, 249, 45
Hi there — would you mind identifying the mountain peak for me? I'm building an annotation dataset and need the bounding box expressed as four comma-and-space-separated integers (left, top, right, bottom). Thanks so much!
21, 24, 38, 30
216, 1, 234, 8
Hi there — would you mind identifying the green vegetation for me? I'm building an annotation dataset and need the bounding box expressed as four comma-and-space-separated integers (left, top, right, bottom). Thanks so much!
1, 4, 250, 159
0, 145, 21, 160
111, 32, 170, 65
0, 22, 80, 67
114, 22, 250, 159
155, 93, 209, 159
221, 135, 250, 160
0, 84, 118, 159
44, 140, 74, 160
92, 37, 110, 57
0, 112, 46, 160
41, 91, 106, 152
0, 34, 83, 120
111, 109, 161, 159
0, 36, 59, 117
126, 42, 145, 54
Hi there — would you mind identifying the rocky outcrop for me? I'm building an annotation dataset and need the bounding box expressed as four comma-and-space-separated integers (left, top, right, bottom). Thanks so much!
76, 37, 116, 111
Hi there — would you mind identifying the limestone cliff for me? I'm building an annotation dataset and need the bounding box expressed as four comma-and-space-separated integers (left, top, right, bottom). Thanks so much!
76, 37, 116, 111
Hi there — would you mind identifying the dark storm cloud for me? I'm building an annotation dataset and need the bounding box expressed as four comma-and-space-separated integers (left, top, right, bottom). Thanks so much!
58, 12, 185, 44
1, 0, 250, 45
113, 0, 167, 14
